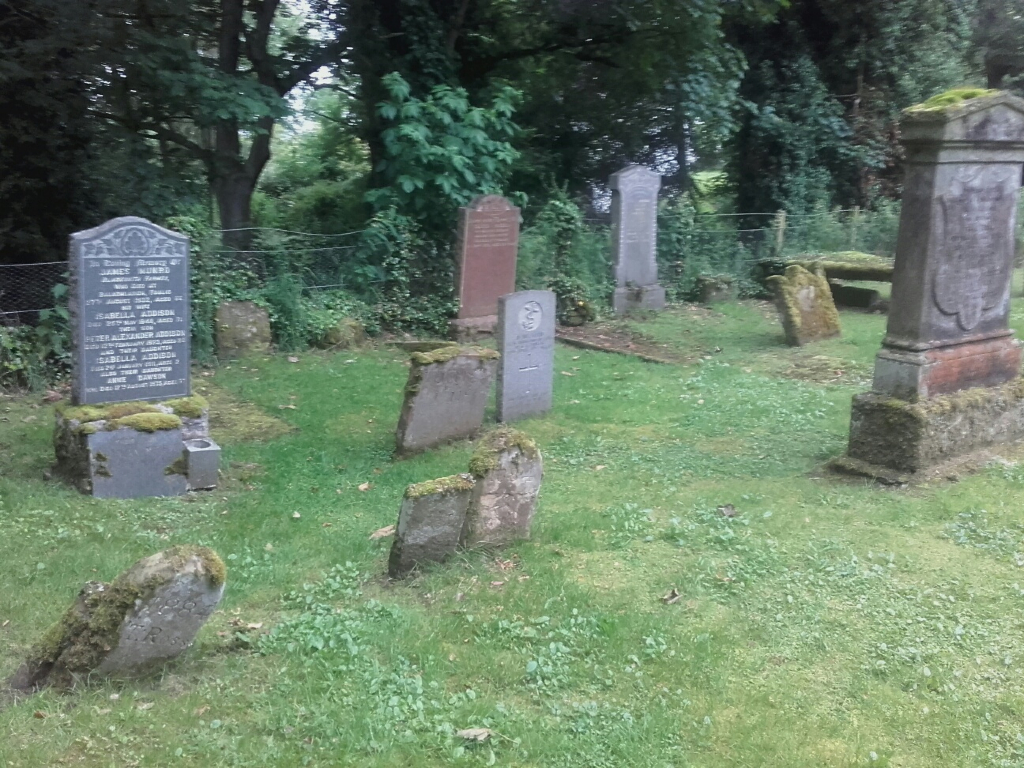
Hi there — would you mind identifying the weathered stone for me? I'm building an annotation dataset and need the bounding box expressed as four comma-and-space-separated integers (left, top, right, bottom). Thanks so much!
395, 346, 499, 454
461, 427, 543, 548
610, 165, 664, 315
315, 317, 365, 350
696, 275, 736, 304
9, 546, 226, 691
53, 397, 217, 497
69, 217, 190, 405
497, 290, 556, 422
767, 265, 841, 346
451, 195, 520, 336
215, 301, 271, 359
388, 474, 476, 578
828, 281, 885, 311
184, 438, 221, 490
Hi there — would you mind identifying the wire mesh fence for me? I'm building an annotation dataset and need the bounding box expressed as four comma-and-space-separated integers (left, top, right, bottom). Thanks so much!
0, 261, 69, 324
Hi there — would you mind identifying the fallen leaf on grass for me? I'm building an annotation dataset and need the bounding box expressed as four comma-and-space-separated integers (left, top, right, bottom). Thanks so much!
662, 588, 681, 605
490, 581, 505, 588
287, 356, 300, 363
194, 706, 210, 717
33, 711, 48, 719
278, 404, 297, 410
560, 371, 575, 376
96, 708, 111, 716
358, 482, 373, 492
322, 522, 332, 528
137, 702, 154, 711
292, 512, 301, 519
369, 525, 395, 541
594, 465, 606, 471
716, 504, 737, 518
42, 390, 63, 404
456, 728, 493, 743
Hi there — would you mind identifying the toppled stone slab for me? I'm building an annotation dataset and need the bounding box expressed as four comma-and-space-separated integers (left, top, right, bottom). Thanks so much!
9, 546, 226, 691
461, 426, 543, 548
767, 264, 841, 346
215, 301, 271, 359
53, 397, 215, 498
388, 474, 476, 578
395, 346, 499, 455
845, 378, 1024, 474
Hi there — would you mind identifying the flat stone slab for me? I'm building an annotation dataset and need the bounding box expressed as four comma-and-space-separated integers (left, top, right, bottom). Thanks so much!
388, 474, 476, 578
9, 546, 225, 691
215, 301, 271, 359
497, 290, 556, 422
395, 346, 499, 455
768, 265, 841, 346
461, 427, 543, 548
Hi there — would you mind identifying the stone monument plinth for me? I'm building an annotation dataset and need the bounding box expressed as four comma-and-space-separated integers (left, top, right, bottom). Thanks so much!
610, 166, 664, 315
841, 91, 1024, 477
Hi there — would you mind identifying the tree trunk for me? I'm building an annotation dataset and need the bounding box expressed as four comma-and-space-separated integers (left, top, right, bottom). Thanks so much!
212, 170, 257, 250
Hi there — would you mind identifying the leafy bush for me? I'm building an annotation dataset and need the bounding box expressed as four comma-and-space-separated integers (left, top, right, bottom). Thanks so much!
0, 287, 71, 390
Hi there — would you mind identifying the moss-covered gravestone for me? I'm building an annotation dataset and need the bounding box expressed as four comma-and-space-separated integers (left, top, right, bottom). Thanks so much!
388, 474, 476, 578
767, 265, 841, 346
395, 346, 499, 455
461, 426, 543, 548
696, 275, 736, 305
215, 301, 271, 359
8, 546, 225, 692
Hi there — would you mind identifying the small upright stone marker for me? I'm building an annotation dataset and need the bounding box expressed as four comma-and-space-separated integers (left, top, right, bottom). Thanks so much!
767, 265, 841, 346
497, 290, 556, 422
451, 195, 521, 339
842, 90, 1024, 476
461, 426, 543, 548
388, 474, 476, 578
215, 300, 272, 359
611, 166, 664, 315
395, 346, 500, 454
9, 546, 226, 691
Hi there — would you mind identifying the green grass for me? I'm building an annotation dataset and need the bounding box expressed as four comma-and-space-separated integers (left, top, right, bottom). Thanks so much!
3, 295, 1024, 767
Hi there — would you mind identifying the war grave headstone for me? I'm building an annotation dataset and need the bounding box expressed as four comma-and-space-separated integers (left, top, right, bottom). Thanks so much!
450, 195, 521, 340
8, 546, 225, 691
388, 474, 476, 578
840, 91, 1024, 477
610, 165, 665, 315
497, 290, 556, 422
215, 300, 272, 358
395, 346, 500, 455
767, 264, 842, 346
55, 217, 220, 498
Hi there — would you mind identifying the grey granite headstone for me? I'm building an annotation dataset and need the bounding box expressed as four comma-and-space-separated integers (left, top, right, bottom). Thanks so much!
497, 290, 556, 422
388, 474, 476, 578
610, 166, 664, 315
461, 427, 543, 548
70, 217, 190, 405
395, 346, 499, 454
9, 546, 225, 691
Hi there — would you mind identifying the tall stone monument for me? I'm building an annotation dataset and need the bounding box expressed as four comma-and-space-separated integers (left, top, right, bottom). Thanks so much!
842, 91, 1024, 476
450, 195, 520, 340
496, 290, 556, 422
55, 217, 220, 497
610, 165, 664, 315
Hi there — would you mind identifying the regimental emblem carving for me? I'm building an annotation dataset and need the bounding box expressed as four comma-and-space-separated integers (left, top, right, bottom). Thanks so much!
518, 301, 542, 331
934, 168, 1017, 332
81, 224, 187, 260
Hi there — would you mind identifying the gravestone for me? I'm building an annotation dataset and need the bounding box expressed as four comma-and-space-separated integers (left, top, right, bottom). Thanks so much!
395, 346, 500, 454
767, 265, 841, 346
696, 275, 736, 304
461, 426, 543, 548
610, 166, 665, 314
70, 217, 190, 405
56, 217, 219, 497
450, 195, 520, 339
841, 91, 1024, 476
497, 290, 556, 422
215, 300, 272, 358
388, 474, 476, 578
8, 546, 226, 691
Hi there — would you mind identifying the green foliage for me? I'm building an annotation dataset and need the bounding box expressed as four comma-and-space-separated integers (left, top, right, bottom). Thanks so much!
0, 285, 70, 389
366, 73, 521, 239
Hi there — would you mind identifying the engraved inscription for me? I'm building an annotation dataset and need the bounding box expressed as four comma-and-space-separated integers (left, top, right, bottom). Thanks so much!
469, 216, 515, 248
518, 301, 542, 332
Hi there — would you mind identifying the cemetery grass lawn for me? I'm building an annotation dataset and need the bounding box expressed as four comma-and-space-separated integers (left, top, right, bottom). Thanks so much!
4, 297, 1024, 766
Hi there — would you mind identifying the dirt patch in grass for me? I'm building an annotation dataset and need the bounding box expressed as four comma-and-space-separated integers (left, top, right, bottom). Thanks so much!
194, 381, 296, 444
556, 318, 695, 363
771, 354, 871, 386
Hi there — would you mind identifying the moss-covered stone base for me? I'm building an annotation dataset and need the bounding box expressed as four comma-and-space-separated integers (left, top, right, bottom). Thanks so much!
844, 379, 1024, 474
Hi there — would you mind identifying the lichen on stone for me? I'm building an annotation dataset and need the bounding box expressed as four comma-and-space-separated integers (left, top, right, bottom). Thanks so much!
907, 87, 1000, 113
410, 345, 500, 366
405, 473, 476, 499
58, 401, 160, 424
767, 264, 841, 343
108, 412, 182, 433
163, 395, 209, 419
468, 426, 540, 477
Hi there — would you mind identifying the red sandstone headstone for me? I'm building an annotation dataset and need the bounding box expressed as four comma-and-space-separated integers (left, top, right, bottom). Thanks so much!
452, 196, 520, 337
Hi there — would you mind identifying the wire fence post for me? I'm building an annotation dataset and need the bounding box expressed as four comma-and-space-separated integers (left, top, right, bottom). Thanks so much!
849, 205, 861, 251
774, 210, 787, 257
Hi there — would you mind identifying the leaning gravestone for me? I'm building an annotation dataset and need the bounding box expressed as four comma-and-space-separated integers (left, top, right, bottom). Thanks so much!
395, 346, 500, 454
388, 474, 476, 578
215, 300, 272, 359
497, 290, 556, 422
56, 217, 220, 498
8, 546, 226, 691
840, 91, 1024, 476
450, 195, 520, 340
767, 264, 841, 346
610, 166, 665, 315
461, 426, 543, 548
